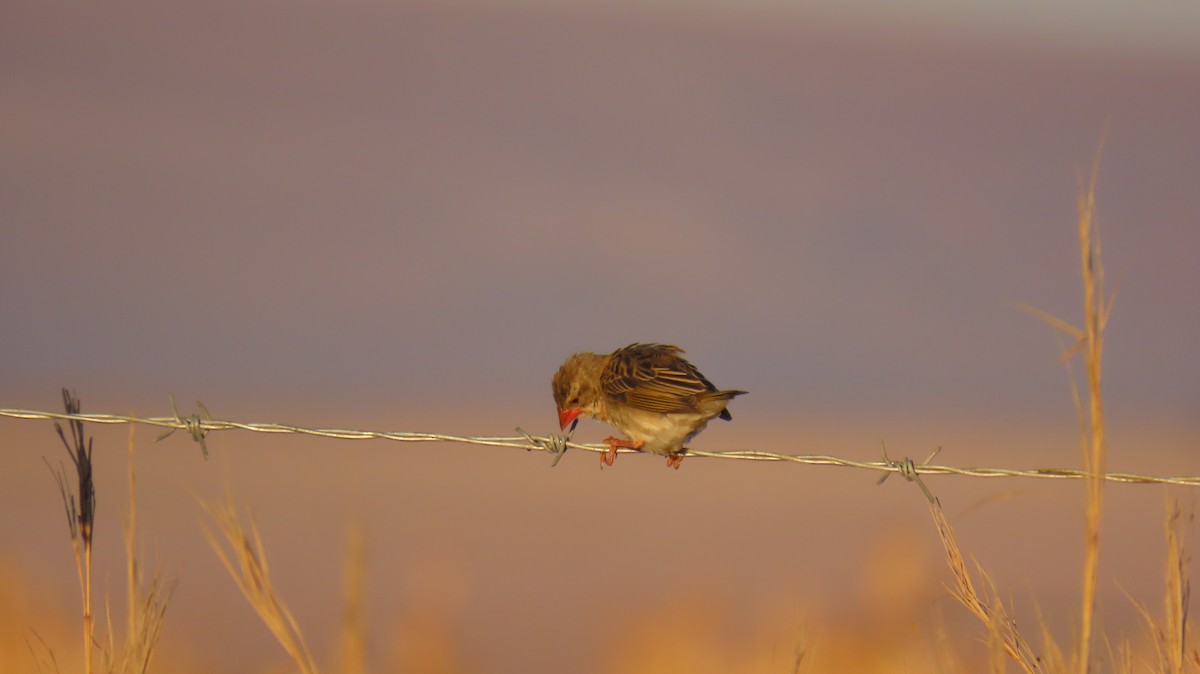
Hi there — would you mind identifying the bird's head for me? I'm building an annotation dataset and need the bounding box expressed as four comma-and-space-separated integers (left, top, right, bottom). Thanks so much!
552, 353, 603, 430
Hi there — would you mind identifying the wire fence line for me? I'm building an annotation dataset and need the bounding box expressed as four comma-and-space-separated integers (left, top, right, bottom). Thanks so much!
3, 406, 1199, 488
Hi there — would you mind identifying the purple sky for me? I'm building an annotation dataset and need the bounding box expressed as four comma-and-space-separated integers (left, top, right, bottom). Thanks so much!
3, 2, 1198, 425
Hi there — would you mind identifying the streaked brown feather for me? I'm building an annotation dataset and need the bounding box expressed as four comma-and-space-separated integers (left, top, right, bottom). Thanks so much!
600, 343, 745, 416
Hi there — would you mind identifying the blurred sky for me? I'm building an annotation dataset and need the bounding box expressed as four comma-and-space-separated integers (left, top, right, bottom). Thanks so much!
2, 0, 1199, 423
2, 1, 1199, 672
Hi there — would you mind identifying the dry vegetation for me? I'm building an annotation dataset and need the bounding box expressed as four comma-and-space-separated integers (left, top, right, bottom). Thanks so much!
28, 394, 174, 674
8, 162, 1198, 673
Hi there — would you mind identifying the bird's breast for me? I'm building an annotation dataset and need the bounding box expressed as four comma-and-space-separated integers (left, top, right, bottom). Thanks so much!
604, 404, 714, 455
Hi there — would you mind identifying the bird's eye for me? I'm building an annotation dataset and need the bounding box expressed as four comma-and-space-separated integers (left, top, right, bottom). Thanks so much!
568, 397, 579, 407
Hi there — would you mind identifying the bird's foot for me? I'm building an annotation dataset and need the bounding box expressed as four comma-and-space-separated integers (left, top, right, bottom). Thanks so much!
601, 437, 642, 468
666, 450, 686, 470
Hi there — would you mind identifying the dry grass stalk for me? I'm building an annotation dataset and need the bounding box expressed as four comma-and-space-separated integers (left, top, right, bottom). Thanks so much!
1074, 144, 1110, 674
1131, 500, 1193, 674
790, 622, 814, 674
48, 388, 97, 674
986, 616, 1008, 674
1110, 638, 1134, 674
113, 424, 174, 674
927, 608, 963, 674
929, 499, 1042, 673
42, 393, 173, 674
202, 500, 320, 674
1012, 143, 1111, 673
24, 628, 61, 673
1161, 501, 1192, 674
1035, 608, 1070, 673
339, 525, 366, 674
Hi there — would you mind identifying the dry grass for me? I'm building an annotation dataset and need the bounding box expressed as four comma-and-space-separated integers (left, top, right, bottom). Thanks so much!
201, 518, 368, 674
339, 525, 367, 674
1073, 143, 1112, 674
200, 500, 321, 674
926, 143, 1198, 674
952, 149, 1113, 673
47, 389, 97, 674
929, 499, 1042, 672
925, 158, 1115, 673
1130, 501, 1196, 674
35, 393, 174, 674
105, 424, 174, 674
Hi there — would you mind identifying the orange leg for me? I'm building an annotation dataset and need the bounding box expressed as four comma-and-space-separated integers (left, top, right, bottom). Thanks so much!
666, 452, 685, 470
601, 437, 643, 467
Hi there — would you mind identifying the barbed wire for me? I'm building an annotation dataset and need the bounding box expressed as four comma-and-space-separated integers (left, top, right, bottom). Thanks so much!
3, 406, 1198, 488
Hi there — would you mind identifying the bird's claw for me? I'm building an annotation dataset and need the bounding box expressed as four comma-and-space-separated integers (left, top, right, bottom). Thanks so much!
600, 436, 643, 469
601, 446, 617, 467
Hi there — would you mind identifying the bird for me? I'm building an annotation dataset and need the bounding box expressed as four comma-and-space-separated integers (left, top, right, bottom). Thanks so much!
551, 343, 746, 468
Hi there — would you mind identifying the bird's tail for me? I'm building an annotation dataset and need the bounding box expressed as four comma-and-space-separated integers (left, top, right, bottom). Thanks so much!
707, 389, 747, 421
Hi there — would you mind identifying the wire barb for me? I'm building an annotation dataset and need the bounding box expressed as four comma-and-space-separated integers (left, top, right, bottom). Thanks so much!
154, 394, 212, 458
517, 420, 575, 467
877, 443, 942, 504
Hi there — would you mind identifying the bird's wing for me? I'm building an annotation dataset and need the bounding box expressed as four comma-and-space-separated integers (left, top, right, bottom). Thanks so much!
600, 343, 718, 415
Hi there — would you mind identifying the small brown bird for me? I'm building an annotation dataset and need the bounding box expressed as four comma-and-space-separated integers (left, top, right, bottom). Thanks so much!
552, 343, 747, 468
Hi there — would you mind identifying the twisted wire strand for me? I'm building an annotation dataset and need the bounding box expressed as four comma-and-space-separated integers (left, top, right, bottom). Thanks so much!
3, 407, 1198, 487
